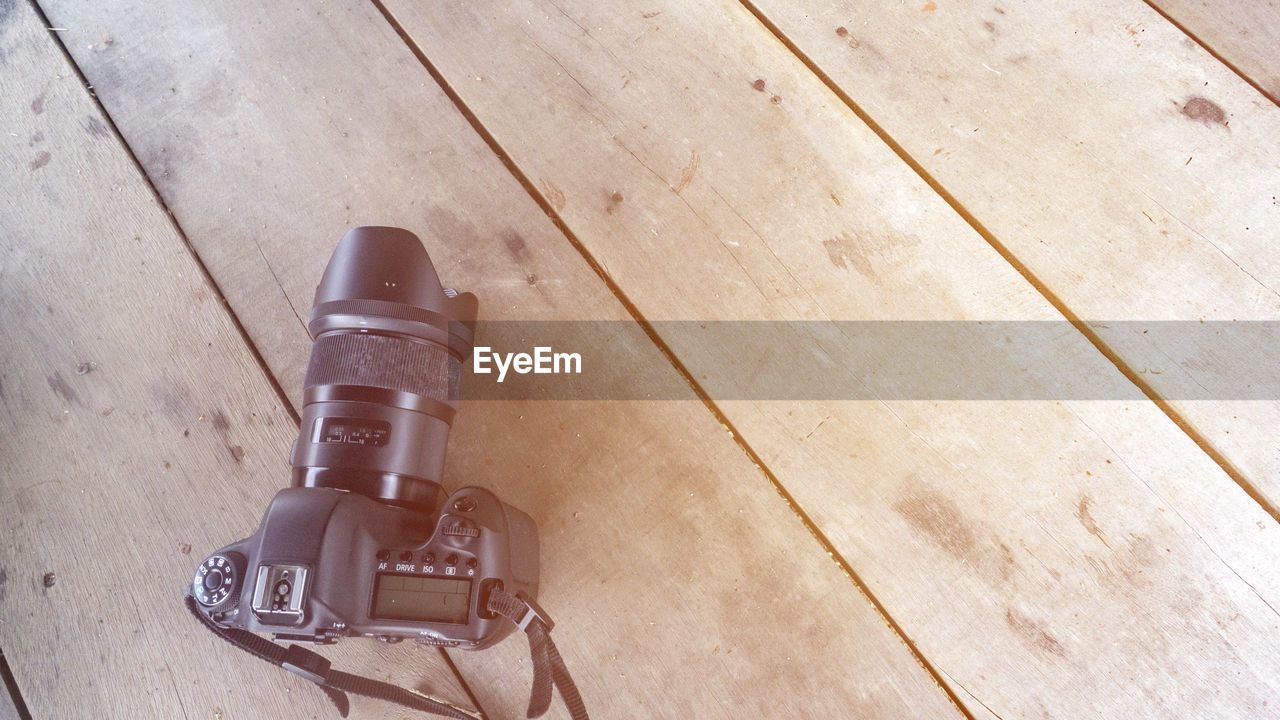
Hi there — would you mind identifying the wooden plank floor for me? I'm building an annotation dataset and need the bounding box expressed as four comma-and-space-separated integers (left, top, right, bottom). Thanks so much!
748, 0, 1280, 510
0, 4, 478, 716
6, 1, 964, 718
0, 654, 19, 720
4, 0, 1279, 718
1149, 0, 1280, 105
380, 0, 1280, 717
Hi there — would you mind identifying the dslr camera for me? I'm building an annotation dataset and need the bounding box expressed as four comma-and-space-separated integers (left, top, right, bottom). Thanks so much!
190, 226, 537, 652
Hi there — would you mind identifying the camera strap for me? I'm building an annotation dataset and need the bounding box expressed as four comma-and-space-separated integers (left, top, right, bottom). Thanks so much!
485, 588, 589, 720
183, 594, 480, 719
184, 591, 589, 720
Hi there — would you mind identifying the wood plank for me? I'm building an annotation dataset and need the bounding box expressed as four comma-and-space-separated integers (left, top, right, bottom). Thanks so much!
0, 659, 20, 720
746, 0, 1280, 509
35, 1, 967, 718
0, 4, 476, 718
375, 0, 1280, 717
1149, 0, 1280, 105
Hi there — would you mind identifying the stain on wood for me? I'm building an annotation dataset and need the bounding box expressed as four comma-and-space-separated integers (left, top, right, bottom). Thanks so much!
895, 490, 979, 559
822, 232, 876, 278
29, 150, 51, 171
1075, 496, 1110, 547
502, 230, 530, 260
1180, 96, 1227, 126
1005, 607, 1066, 657
674, 149, 700, 193
82, 114, 110, 138
45, 372, 79, 405
539, 177, 566, 211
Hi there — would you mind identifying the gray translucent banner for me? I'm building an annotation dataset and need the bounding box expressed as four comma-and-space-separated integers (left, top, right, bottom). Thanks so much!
455, 321, 1280, 400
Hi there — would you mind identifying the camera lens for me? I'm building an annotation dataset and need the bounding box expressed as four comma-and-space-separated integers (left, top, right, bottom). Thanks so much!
291, 227, 478, 514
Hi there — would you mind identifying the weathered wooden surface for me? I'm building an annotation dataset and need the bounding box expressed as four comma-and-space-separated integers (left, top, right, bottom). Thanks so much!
749, 0, 1280, 511
379, 0, 1280, 717
0, 669, 20, 720
1150, 0, 1280, 104
36, 0, 968, 718
0, 3, 477, 717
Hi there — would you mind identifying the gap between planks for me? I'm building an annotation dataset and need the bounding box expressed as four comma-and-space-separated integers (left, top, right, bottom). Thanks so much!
367, 0, 981, 717
22, 0, 491, 715
1139, 0, 1280, 109
0, 650, 32, 720
732, 0, 1280, 528
24, 0, 300, 426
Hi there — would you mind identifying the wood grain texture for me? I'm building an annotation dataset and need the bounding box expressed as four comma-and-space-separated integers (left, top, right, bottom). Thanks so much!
35, 0, 967, 717
0, 3, 476, 718
748, 0, 1280, 509
1150, 0, 1280, 104
377, 0, 1280, 717
0, 668, 20, 720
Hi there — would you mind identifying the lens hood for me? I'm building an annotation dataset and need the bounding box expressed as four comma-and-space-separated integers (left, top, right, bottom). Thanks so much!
309, 226, 478, 355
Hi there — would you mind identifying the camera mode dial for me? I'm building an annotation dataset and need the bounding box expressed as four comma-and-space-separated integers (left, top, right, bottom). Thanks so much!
193, 555, 238, 607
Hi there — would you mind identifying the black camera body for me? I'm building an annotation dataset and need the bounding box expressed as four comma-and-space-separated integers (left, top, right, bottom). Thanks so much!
192, 226, 538, 651
193, 486, 536, 648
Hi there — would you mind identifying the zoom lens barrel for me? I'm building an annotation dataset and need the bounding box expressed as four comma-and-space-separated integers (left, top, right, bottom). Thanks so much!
291, 227, 478, 514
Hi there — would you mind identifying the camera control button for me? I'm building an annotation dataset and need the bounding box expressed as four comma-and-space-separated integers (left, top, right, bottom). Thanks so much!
466, 558, 478, 571
452, 496, 477, 512
422, 552, 436, 566
376, 549, 390, 561
193, 554, 237, 607
441, 521, 480, 539
445, 554, 459, 567
204, 569, 224, 591
399, 551, 413, 563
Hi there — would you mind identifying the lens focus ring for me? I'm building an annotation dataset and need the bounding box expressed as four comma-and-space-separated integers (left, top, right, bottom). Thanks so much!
304, 332, 460, 404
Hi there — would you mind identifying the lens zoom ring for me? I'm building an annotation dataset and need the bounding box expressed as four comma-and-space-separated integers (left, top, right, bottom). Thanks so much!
305, 333, 460, 403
